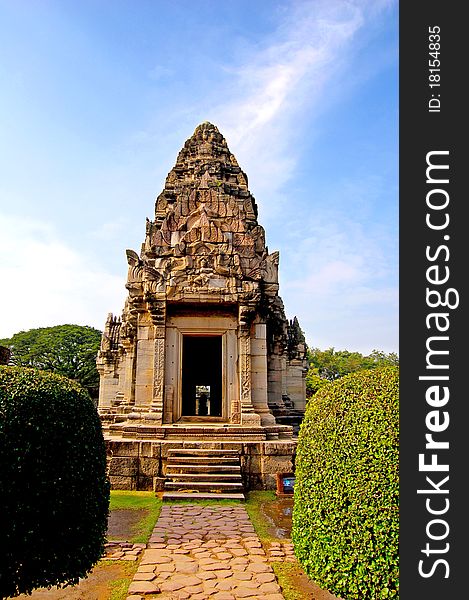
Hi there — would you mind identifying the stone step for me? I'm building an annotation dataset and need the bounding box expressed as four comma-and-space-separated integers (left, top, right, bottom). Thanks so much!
166, 464, 241, 474
166, 472, 242, 482
162, 491, 245, 502
167, 448, 240, 456
166, 456, 239, 465
165, 481, 244, 491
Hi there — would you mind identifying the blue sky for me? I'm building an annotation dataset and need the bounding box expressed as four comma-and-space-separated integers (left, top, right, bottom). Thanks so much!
0, 0, 398, 354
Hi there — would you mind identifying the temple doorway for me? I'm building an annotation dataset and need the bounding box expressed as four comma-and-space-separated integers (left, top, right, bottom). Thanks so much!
181, 335, 222, 418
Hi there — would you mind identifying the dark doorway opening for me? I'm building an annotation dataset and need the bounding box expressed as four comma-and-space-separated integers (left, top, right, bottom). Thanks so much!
182, 336, 222, 418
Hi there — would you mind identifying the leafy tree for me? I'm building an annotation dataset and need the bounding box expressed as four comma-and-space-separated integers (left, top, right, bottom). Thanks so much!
0, 325, 102, 398
0, 366, 110, 597
293, 367, 399, 599
306, 347, 399, 397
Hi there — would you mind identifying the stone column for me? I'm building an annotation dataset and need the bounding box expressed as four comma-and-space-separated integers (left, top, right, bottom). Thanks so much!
121, 343, 136, 406
238, 325, 261, 426
97, 359, 119, 410
134, 313, 154, 409
150, 329, 165, 422
148, 299, 166, 424
286, 359, 307, 412
251, 323, 276, 426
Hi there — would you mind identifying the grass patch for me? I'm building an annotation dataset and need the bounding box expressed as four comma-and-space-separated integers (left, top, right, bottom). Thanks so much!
109, 491, 162, 544
272, 562, 315, 600
245, 490, 277, 542
109, 490, 160, 511
93, 560, 140, 600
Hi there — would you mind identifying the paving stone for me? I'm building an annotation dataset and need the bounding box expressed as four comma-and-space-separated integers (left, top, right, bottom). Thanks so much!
197, 570, 218, 580
199, 557, 219, 566
232, 580, 259, 590
216, 579, 233, 590
247, 562, 271, 573
232, 586, 258, 598
204, 562, 231, 571
137, 564, 156, 573
230, 548, 248, 556
133, 572, 157, 581
231, 571, 252, 581
231, 557, 249, 565
254, 572, 276, 583
174, 560, 199, 573
156, 562, 175, 572
259, 582, 282, 594
149, 536, 165, 543
215, 569, 233, 579
173, 591, 191, 600
160, 580, 186, 592
150, 554, 172, 564
127, 581, 161, 595
193, 551, 212, 559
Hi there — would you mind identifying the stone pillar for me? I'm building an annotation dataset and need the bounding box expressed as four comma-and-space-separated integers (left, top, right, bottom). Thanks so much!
267, 354, 283, 407
134, 313, 154, 409
164, 326, 178, 423
150, 329, 165, 422
149, 299, 166, 424
121, 343, 136, 406
281, 355, 288, 398
286, 359, 307, 412
239, 327, 261, 426
251, 323, 276, 426
97, 361, 119, 410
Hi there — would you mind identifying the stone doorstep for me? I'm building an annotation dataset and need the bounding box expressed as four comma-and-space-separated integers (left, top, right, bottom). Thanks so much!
165, 481, 243, 489
167, 448, 241, 455
166, 472, 243, 480
162, 491, 246, 501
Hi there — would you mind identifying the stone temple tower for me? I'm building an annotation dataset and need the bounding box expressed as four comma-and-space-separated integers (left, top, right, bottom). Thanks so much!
97, 123, 307, 491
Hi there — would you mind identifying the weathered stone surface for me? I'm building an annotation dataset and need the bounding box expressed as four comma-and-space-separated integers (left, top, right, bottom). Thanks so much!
127, 580, 160, 594
125, 503, 285, 599
97, 122, 306, 467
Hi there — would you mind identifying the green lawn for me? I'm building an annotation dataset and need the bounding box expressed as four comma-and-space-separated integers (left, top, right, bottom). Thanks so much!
104, 489, 318, 600
109, 490, 162, 544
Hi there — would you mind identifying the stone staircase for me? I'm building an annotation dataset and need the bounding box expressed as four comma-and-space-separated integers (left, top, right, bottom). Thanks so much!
162, 447, 245, 501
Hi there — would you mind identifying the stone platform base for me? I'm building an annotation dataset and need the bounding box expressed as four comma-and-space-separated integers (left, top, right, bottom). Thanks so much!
106, 421, 293, 441
105, 435, 297, 492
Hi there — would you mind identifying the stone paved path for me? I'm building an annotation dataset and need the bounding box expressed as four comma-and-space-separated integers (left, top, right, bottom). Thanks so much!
126, 504, 286, 600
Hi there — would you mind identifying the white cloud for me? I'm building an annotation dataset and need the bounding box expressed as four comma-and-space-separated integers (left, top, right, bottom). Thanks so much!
0, 214, 127, 338
207, 0, 380, 206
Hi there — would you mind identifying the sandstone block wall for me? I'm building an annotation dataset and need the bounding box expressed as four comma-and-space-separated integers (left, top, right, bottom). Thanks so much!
106, 439, 296, 492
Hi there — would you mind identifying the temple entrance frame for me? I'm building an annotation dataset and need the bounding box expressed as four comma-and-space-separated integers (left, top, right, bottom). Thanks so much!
164, 313, 239, 424
181, 335, 222, 419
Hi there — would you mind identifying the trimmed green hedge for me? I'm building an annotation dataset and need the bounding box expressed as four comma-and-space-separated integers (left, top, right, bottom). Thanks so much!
0, 367, 110, 598
292, 367, 399, 600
